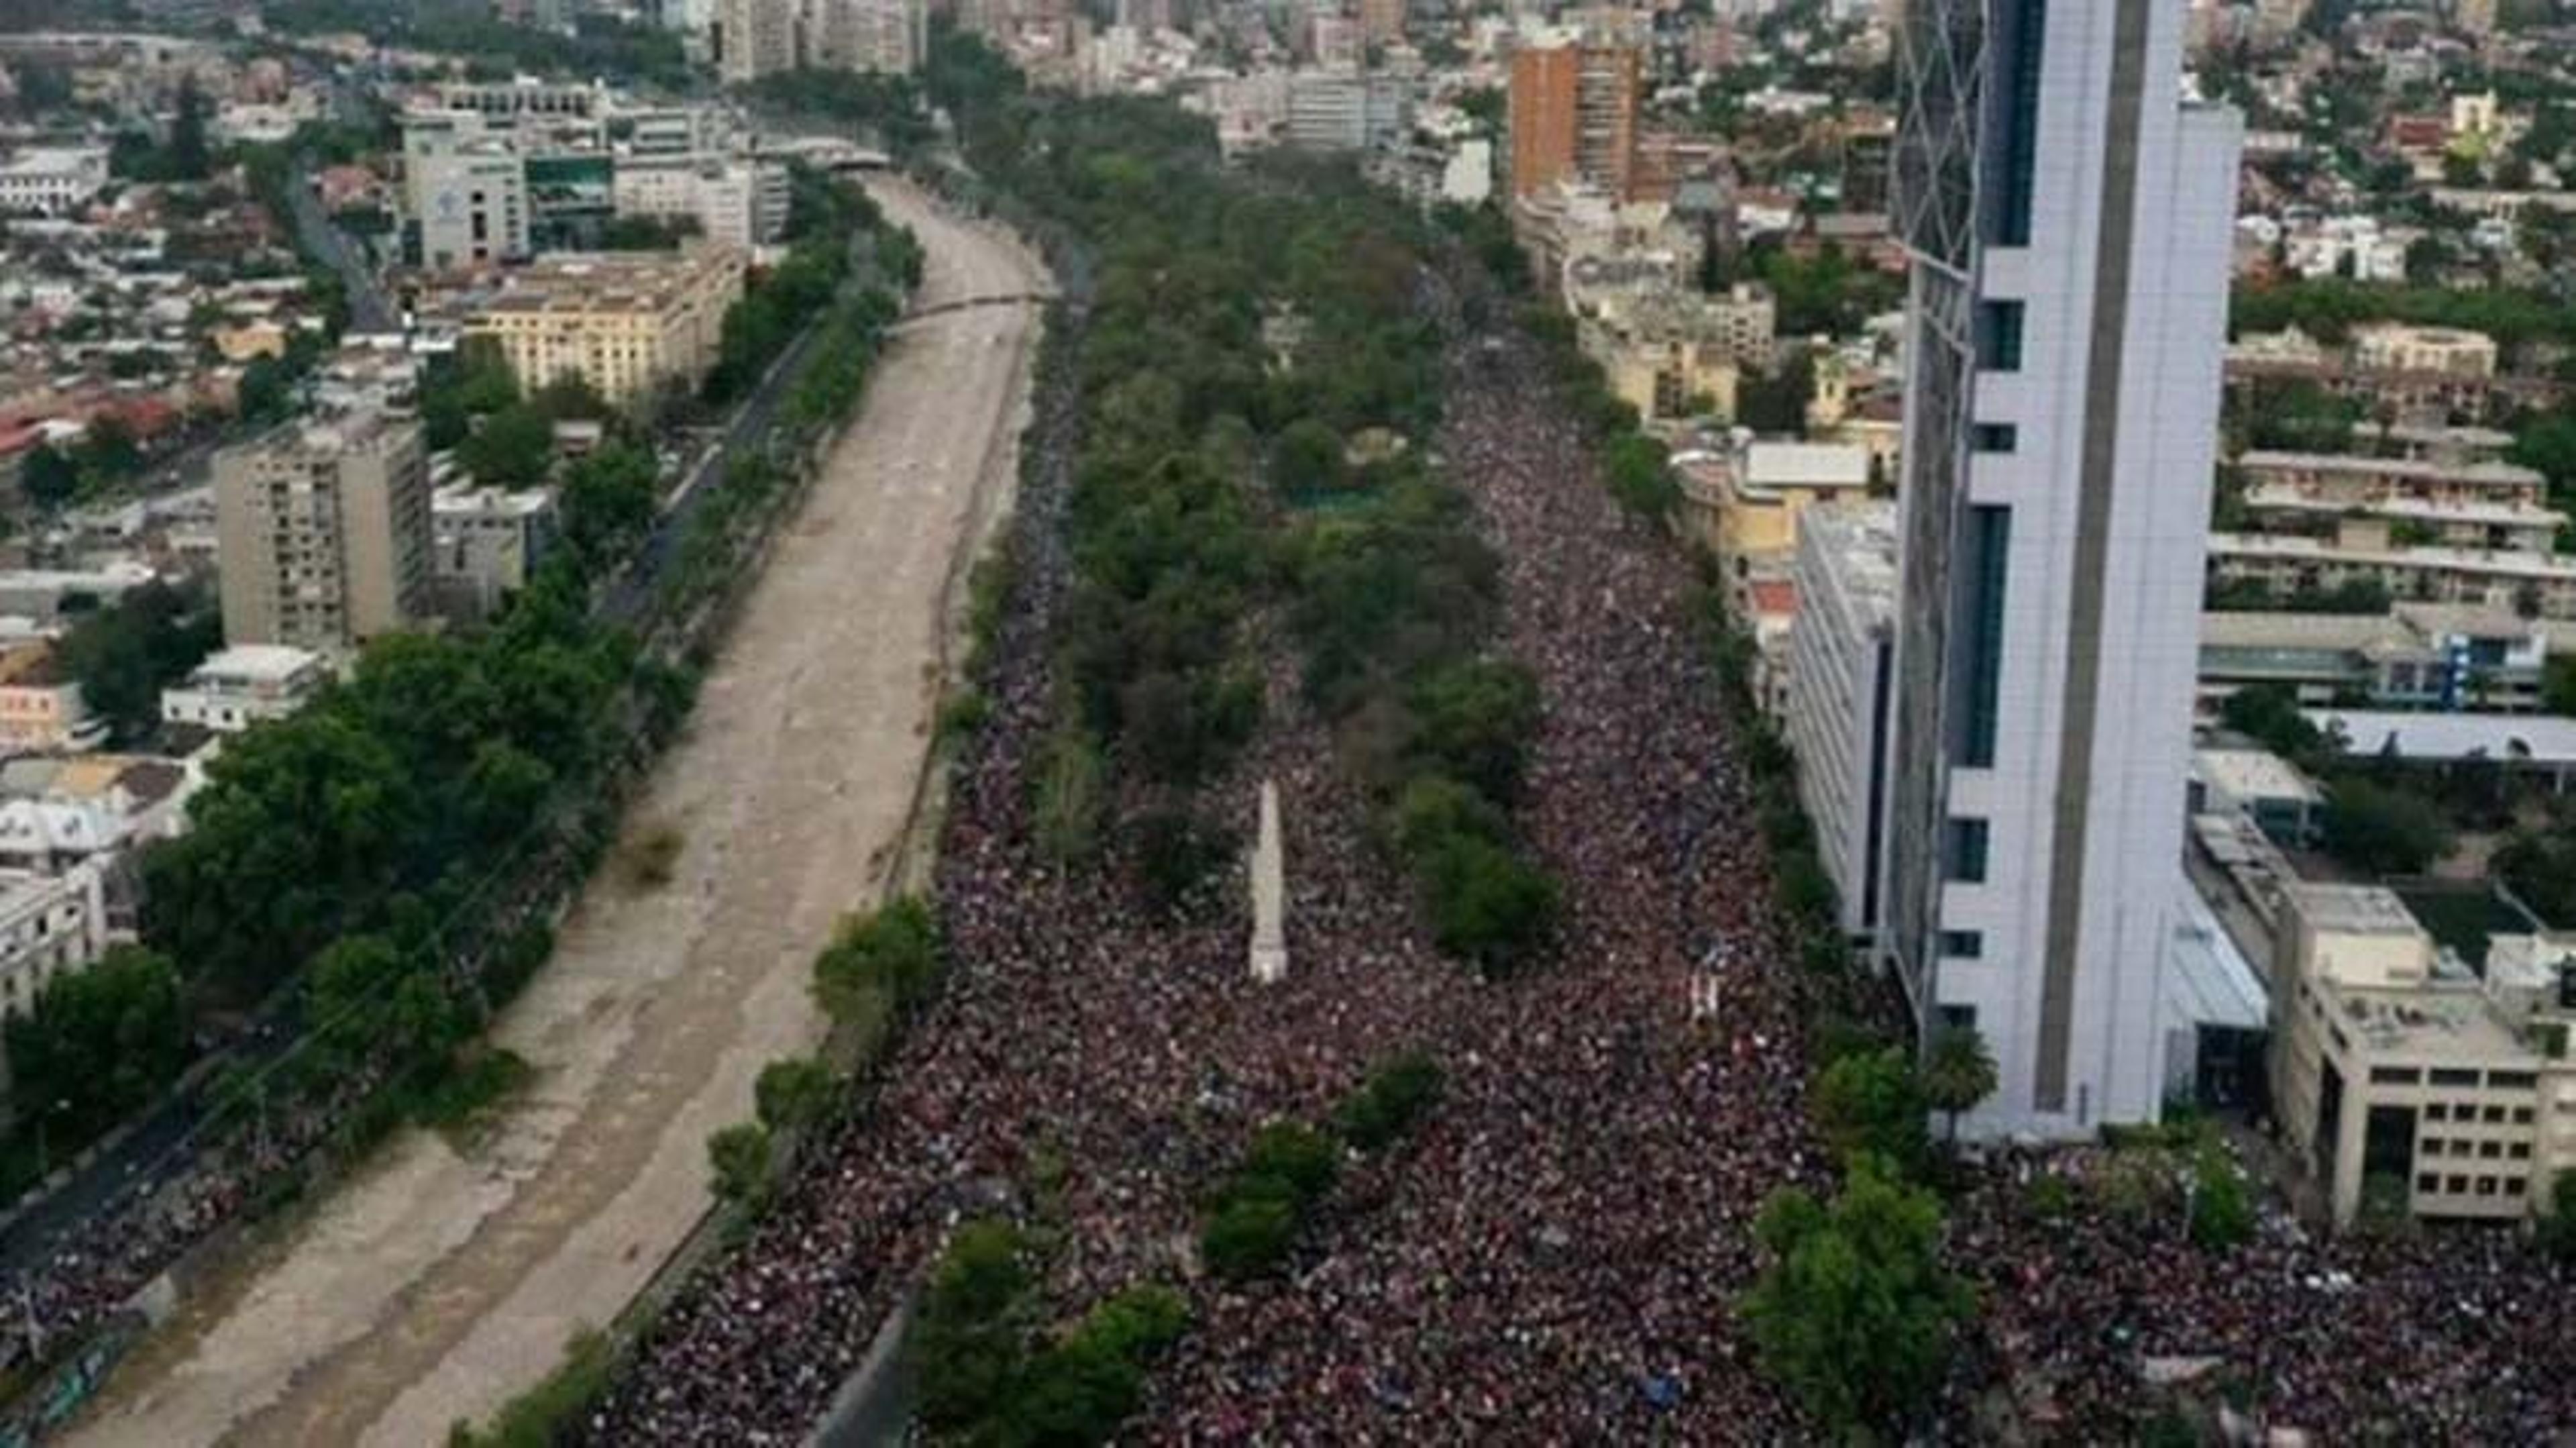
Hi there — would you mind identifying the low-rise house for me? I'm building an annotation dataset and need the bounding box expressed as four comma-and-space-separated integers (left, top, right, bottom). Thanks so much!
0, 642, 101, 754
158, 644, 331, 733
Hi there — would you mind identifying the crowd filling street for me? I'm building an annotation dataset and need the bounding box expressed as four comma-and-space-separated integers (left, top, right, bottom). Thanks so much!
577, 268, 2576, 1442
7, 279, 2570, 1447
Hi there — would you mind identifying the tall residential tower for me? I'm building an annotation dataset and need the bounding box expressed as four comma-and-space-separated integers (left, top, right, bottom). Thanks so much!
1884, 0, 2242, 1137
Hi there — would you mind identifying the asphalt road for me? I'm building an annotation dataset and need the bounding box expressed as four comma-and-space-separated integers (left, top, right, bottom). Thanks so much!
284, 158, 398, 337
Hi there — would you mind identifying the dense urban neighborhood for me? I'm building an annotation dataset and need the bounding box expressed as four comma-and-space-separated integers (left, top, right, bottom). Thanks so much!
0, 0, 2565, 1442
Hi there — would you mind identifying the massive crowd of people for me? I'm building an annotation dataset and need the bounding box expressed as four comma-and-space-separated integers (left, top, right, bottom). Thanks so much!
1949, 1149, 2576, 1438
7, 237, 2571, 1444
585, 259, 2576, 1443
581, 273, 1825, 1441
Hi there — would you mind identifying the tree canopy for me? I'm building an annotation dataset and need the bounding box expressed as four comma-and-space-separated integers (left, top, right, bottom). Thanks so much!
1741, 1154, 1974, 1434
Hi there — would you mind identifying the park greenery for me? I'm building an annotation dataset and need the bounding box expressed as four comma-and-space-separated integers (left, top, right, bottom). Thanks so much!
910, 36, 1560, 966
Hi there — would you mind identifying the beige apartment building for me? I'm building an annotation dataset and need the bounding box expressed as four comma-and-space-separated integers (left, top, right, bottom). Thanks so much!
2351, 322, 2499, 380
0, 642, 101, 753
460, 244, 745, 409
2273, 882, 2576, 1228
214, 413, 433, 652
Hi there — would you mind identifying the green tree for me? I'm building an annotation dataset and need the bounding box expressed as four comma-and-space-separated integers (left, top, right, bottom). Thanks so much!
706, 1121, 773, 1204
1603, 431, 1680, 519
1917, 1025, 1998, 1145
170, 73, 211, 181
1736, 352, 1816, 435
1200, 1189, 1299, 1282
1407, 658, 1540, 805
1417, 831, 1557, 973
2496, 821, 2576, 927
20, 443, 80, 508
556, 441, 658, 574
2320, 777, 2453, 876
76, 415, 144, 482
2545, 656, 2576, 717
1811, 1045, 1929, 1171
2, 946, 189, 1143
912, 1220, 1034, 1431
2512, 410, 2576, 493
1269, 418, 1346, 494
2218, 682, 2331, 768
1331, 1053, 1442, 1150
237, 354, 299, 423
459, 405, 555, 488
56, 580, 221, 739
2188, 1143, 2255, 1251
754, 1057, 839, 1133
1740, 1154, 1972, 1434
810, 896, 941, 1024
2538, 1170, 2576, 1261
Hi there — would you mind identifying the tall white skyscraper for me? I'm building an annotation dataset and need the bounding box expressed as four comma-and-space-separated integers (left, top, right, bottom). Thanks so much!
1884, 0, 2242, 1137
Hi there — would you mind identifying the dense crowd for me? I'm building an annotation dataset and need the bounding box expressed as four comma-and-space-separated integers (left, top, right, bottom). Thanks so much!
587, 254, 2576, 1444
582, 270, 1825, 1441
1950, 1150, 2576, 1438
9, 240, 2569, 1445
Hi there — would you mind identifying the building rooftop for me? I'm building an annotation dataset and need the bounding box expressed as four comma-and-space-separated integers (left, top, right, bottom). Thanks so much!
2208, 531, 2576, 580
2196, 745, 2323, 806
190, 644, 327, 684
2288, 881, 2426, 937
1800, 499, 1898, 612
433, 484, 553, 518
2309, 709, 2576, 767
2325, 976, 2531, 1065
2241, 487, 2566, 531
1741, 440, 1870, 492
2237, 450, 2544, 489
2167, 883, 2269, 1033
2202, 609, 2412, 653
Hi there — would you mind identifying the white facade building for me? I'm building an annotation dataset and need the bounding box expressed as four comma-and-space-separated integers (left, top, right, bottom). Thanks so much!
159, 645, 331, 734
431, 484, 558, 622
0, 146, 110, 215
401, 111, 531, 271
1885, 0, 2242, 1137
1284, 73, 1413, 152
0, 863, 109, 1031
1783, 502, 1899, 944
613, 155, 788, 249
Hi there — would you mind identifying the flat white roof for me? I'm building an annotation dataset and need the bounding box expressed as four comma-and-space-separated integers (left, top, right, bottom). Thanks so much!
192, 644, 325, 684
1743, 441, 1870, 489
2309, 709, 2576, 766
2196, 746, 2324, 806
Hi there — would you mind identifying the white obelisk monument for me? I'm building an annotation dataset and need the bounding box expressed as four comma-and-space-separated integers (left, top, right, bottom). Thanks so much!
1250, 779, 1287, 984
